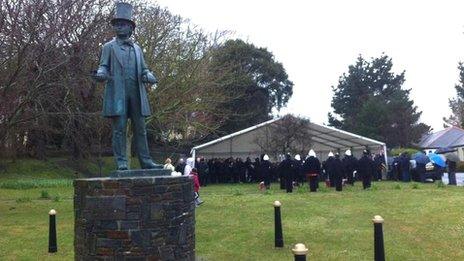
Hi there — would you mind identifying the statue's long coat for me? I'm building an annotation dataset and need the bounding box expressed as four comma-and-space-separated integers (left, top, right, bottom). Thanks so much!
97, 38, 155, 117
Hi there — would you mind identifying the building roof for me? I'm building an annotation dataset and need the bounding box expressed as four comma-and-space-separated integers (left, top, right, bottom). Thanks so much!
418, 126, 464, 149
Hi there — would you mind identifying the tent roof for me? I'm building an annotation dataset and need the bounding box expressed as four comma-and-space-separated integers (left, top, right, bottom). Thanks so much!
418, 126, 464, 149
191, 117, 385, 154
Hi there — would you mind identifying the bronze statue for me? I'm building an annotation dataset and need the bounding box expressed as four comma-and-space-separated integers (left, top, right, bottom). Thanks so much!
94, 2, 159, 170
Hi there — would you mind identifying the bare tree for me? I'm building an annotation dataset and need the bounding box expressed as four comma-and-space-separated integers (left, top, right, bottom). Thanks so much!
254, 115, 313, 158
134, 4, 237, 149
0, 0, 244, 162
0, 0, 112, 159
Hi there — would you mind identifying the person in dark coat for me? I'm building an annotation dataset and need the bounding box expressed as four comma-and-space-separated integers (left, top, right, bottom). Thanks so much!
326, 153, 344, 191
253, 157, 261, 182
245, 157, 254, 182
294, 154, 304, 185
278, 154, 295, 193
207, 159, 216, 184
303, 149, 321, 192
279, 156, 286, 190
414, 152, 427, 183
374, 153, 385, 181
342, 149, 357, 185
196, 157, 209, 186
358, 150, 374, 189
447, 159, 457, 185
175, 158, 186, 173
391, 156, 401, 181
399, 152, 411, 182
323, 152, 336, 187
260, 154, 272, 189
238, 158, 247, 183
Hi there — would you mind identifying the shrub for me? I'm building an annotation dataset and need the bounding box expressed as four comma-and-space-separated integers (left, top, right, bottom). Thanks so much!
53, 195, 61, 202
390, 148, 420, 156
394, 184, 401, 190
411, 183, 420, 189
318, 185, 329, 192
296, 185, 307, 194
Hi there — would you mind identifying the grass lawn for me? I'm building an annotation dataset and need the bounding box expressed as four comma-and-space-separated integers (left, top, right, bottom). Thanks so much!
0, 180, 463, 260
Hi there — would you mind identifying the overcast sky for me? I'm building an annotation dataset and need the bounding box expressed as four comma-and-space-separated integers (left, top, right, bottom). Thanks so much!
155, 0, 464, 131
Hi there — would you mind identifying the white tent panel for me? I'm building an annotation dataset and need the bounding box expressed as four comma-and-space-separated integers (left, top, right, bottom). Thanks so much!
191, 118, 386, 161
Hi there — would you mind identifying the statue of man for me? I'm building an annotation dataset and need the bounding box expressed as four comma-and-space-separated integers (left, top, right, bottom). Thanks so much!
94, 2, 159, 170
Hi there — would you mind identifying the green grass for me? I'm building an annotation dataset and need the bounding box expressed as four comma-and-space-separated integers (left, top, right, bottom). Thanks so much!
0, 181, 463, 260
0, 157, 143, 180
0, 158, 76, 179
0, 179, 73, 189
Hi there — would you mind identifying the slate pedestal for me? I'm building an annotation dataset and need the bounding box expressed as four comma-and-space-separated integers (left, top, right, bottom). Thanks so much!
74, 172, 195, 260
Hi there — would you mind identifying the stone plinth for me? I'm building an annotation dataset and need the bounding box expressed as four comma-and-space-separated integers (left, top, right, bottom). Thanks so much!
110, 169, 172, 178
74, 174, 195, 260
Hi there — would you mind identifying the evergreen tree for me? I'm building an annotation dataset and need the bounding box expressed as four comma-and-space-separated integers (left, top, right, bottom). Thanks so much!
328, 54, 430, 147
444, 62, 464, 128
209, 39, 294, 134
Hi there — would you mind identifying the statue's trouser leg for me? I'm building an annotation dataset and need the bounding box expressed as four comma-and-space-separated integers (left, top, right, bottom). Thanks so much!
126, 79, 153, 167
111, 115, 128, 168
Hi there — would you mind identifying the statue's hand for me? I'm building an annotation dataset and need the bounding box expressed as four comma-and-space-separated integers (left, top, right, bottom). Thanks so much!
92, 71, 108, 82
141, 74, 149, 83
142, 72, 158, 84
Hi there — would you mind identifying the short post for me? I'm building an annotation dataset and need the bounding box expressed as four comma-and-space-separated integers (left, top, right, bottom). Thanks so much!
292, 243, 308, 261
274, 200, 283, 247
49, 209, 57, 253
373, 215, 385, 261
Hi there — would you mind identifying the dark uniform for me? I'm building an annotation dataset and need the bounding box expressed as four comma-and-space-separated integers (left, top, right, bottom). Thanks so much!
260, 156, 272, 189
374, 154, 385, 181
342, 154, 357, 185
326, 155, 344, 191
358, 152, 374, 189
447, 160, 457, 185
279, 155, 295, 193
323, 156, 335, 187
399, 153, 411, 182
303, 156, 321, 192
175, 160, 186, 173
196, 158, 209, 186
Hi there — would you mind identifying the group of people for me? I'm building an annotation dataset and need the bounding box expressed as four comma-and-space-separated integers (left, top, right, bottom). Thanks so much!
166, 149, 386, 193
274, 149, 384, 192
389, 151, 457, 185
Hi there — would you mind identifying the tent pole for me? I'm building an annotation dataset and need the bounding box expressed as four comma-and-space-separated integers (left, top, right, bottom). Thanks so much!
192, 149, 196, 168
383, 144, 388, 172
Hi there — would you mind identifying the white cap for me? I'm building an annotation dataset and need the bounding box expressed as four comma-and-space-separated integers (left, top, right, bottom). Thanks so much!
263, 154, 270, 161
308, 149, 316, 157
328, 151, 334, 157
294, 154, 301, 161
345, 149, 352, 156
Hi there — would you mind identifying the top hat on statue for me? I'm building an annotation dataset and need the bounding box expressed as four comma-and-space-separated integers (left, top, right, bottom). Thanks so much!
111, 2, 136, 27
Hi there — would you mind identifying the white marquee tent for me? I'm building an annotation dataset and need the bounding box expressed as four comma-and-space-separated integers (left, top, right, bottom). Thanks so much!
191, 118, 387, 162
